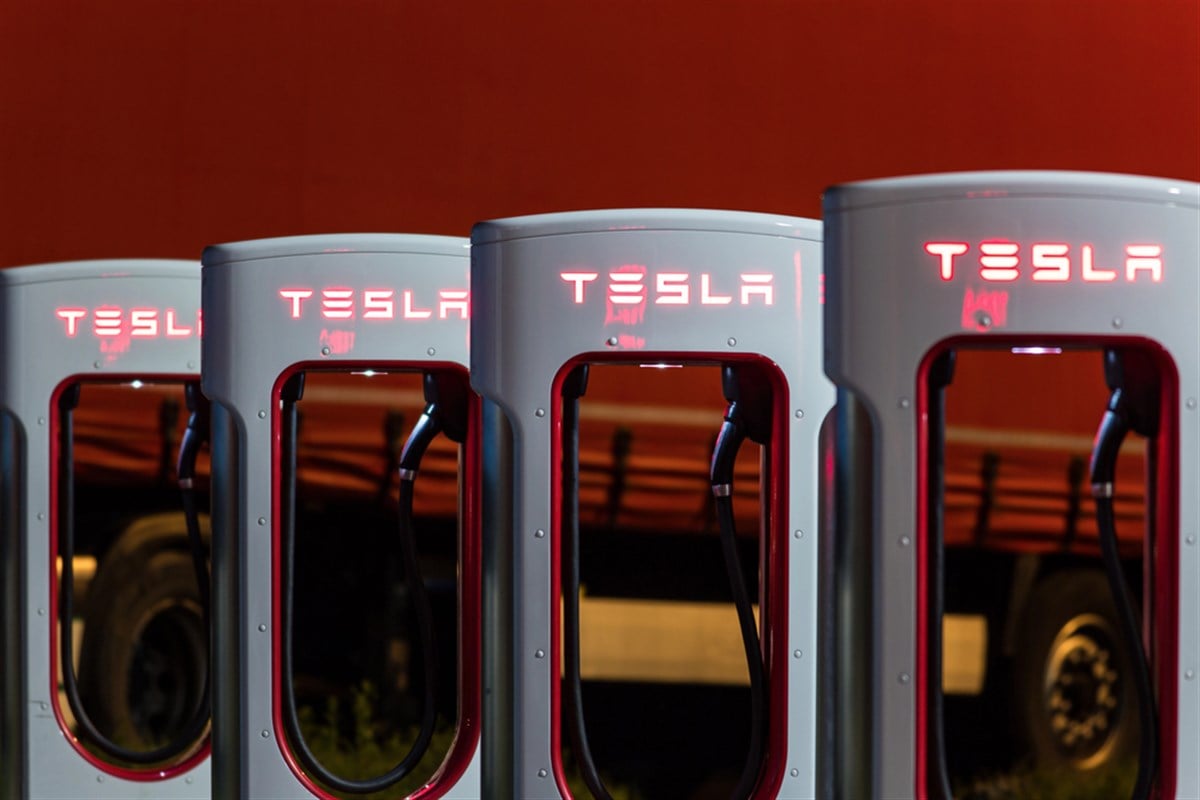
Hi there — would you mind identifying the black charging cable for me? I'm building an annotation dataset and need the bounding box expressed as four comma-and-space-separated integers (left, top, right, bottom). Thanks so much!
280, 371, 467, 794
1089, 349, 1159, 800
558, 365, 615, 800
925, 351, 956, 800
58, 381, 211, 765
709, 364, 771, 799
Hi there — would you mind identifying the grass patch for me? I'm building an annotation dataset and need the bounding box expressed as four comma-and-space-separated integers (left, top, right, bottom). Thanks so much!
299, 681, 640, 799
956, 759, 1137, 800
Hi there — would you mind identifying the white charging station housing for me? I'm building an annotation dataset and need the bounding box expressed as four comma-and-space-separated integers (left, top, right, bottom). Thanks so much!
0, 260, 208, 799
470, 209, 830, 799
823, 172, 1199, 799
201, 235, 480, 800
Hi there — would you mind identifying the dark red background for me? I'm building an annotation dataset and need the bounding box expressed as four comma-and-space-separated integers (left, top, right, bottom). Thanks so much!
2, 0, 1197, 266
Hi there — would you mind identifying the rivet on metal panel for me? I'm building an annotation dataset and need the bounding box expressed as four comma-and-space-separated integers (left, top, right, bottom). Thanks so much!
321, 346, 332, 356
727, 337, 737, 347
37, 417, 45, 425
261, 729, 270, 738
93, 360, 102, 370
606, 336, 618, 347
535, 649, 546, 659
898, 397, 911, 409
186, 777, 195, 785
790, 768, 800, 778
794, 529, 804, 539
535, 529, 546, 539
39, 702, 47, 710
258, 624, 267, 632
795, 409, 804, 419
793, 650, 803, 659
898, 673, 911, 685
1187, 398, 1198, 410
535, 408, 545, 417
1111, 317, 1124, 329
37, 512, 45, 521
899, 536, 911, 547
1185, 670, 1195, 681
37, 608, 45, 616
96, 775, 105, 783
974, 311, 992, 330
427, 347, 437, 357
258, 410, 267, 419
187, 361, 196, 370
538, 769, 548, 778
1186, 535, 1196, 546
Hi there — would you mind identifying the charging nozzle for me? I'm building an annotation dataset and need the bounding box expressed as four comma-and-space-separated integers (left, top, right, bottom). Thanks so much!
399, 372, 472, 480
281, 371, 306, 404
1091, 349, 1161, 490
58, 383, 82, 414
711, 364, 773, 491
177, 383, 211, 489
562, 363, 590, 402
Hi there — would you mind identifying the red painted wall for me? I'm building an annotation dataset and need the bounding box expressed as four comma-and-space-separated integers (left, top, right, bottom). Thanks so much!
1, 0, 1197, 266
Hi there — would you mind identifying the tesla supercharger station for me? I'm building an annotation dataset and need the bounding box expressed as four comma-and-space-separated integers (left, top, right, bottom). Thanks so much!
822, 172, 1200, 799
470, 210, 830, 799
201, 235, 480, 799
0, 261, 208, 798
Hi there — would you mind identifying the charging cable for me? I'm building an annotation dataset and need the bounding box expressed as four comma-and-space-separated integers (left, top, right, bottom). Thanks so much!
1089, 349, 1159, 800
709, 364, 772, 799
281, 371, 467, 793
58, 381, 211, 765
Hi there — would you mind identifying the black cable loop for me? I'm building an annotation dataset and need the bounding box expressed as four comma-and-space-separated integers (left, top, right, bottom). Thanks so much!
278, 380, 440, 794
561, 382, 613, 800
1090, 399, 1158, 800
926, 351, 955, 800
58, 383, 211, 766
714, 495, 767, 798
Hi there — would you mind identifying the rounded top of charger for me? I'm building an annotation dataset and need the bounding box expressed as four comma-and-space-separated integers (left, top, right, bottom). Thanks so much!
202, 233, 469, 267
471, 208, 821, 245
823, 170, 1199, 212
0, 259, 197, 287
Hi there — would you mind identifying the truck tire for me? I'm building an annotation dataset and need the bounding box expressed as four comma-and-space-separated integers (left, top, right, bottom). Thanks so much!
1012, 568, 1138, 771
77, 513, 209, 750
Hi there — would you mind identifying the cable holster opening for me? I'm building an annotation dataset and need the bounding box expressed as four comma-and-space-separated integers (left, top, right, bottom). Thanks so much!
58, 381, 211, 766
559, 365, 614, 799
280, 369, 464, 793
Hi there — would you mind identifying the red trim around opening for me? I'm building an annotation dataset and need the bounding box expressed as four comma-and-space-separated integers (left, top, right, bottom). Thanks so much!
913, 336, 1178, 800
548, 352, 789, 799
270, 362, 481, 800
48, 374, 211, 783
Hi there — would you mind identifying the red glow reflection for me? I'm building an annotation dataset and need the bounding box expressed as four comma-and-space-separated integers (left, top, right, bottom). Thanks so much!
960, 288, 1009, 331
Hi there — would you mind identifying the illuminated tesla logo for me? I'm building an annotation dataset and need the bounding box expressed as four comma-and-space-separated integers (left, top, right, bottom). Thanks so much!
55, 307, 201, 338
560, 269, 775, 306
925, 242, 1163, 283
278, 287, 470, 320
